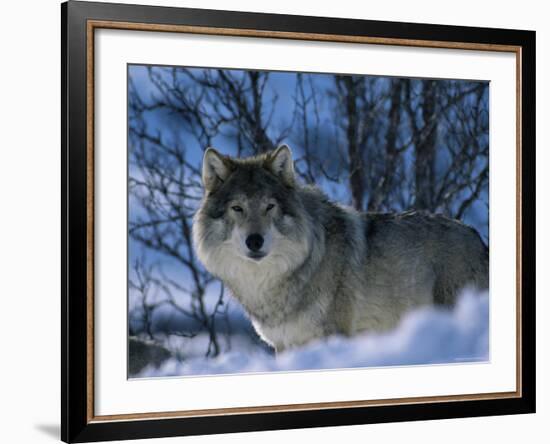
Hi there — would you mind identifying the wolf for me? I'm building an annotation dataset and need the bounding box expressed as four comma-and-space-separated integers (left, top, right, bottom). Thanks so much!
192, 145, 489, 352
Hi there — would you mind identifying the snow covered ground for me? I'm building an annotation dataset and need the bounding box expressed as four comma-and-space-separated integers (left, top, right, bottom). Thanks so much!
134, 290, 489, 378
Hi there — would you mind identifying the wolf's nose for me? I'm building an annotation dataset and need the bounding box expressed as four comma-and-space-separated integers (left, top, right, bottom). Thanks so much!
246, 233, 264, 252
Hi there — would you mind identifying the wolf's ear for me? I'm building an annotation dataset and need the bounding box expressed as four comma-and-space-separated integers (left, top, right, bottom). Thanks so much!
202, 148, 231, 192
269, 144, 295, 185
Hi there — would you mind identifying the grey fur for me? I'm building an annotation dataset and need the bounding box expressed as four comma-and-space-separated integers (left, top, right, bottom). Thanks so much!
193, 146, 489, 352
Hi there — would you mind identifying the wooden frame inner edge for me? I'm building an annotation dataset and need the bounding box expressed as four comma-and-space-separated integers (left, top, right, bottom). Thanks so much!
85, 19, 523, 423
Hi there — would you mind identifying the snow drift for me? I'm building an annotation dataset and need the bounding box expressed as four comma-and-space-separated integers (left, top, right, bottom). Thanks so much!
135, 290, 489, 378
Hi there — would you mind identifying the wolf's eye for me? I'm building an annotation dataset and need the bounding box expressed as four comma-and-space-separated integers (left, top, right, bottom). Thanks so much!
231, 206, 243, 212
266, 203, 275, 212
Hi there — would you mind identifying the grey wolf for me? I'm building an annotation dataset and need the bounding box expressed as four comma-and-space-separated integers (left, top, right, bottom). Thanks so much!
192, 145, 489, 352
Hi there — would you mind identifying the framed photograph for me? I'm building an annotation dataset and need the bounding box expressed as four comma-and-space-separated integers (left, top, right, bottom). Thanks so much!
61, 1, 535, 442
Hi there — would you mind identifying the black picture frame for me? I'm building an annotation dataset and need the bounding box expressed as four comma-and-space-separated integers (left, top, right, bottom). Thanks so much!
61, 1, 536, 442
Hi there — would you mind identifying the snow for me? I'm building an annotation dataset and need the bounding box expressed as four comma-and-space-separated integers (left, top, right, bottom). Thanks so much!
134, 290, 489, 378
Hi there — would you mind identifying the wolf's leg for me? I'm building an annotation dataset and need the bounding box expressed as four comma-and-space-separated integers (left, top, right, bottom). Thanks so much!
433, 259, 489, 307
432, 275, 458, 307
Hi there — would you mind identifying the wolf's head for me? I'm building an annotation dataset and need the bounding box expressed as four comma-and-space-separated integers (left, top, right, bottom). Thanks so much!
193, 145, 318, 283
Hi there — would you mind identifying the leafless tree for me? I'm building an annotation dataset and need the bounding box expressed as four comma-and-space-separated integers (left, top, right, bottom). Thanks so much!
327, 75, 488, 221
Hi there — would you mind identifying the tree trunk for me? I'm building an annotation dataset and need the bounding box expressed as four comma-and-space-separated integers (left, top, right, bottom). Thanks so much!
368, 79, 403, 211
414, 80, 438, 211
249, 72, 273, 153
338, 75, 365, 210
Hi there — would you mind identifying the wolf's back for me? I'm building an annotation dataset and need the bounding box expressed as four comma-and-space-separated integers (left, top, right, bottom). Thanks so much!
363, 211, 488, 307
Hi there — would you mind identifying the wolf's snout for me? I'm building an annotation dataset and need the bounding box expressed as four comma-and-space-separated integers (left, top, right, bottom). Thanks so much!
245, 233, 264, 252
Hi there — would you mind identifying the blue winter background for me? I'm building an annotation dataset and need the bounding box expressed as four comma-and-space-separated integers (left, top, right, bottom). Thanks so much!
127, 65, 489, 378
